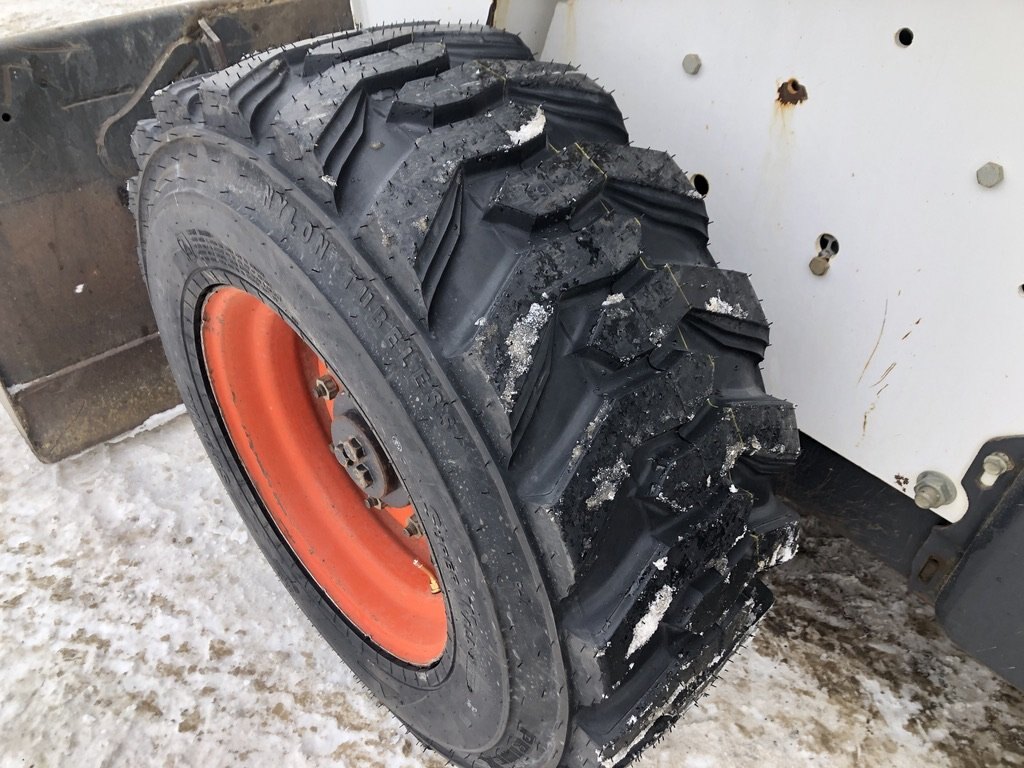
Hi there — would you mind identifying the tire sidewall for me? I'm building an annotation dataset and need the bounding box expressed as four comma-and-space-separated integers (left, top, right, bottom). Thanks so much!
137, 135, 567, 765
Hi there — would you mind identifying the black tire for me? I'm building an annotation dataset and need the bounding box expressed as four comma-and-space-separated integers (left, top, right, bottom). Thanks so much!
131, 23, 800, 768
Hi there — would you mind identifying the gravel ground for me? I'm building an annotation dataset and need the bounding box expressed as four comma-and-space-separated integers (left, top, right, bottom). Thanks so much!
1, 409, 1022, 768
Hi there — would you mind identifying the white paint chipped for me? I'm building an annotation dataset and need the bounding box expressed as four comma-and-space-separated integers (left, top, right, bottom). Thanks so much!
506, 106, 546, 146
626, 584, 675, 658
602, 292, 625, 307
502, 302, 551, 406
586, 456, 629, 509
705, 291, 748, 319
652, 557, 668, 571
320, 174, 337, 188
474, 317, 487, 327
74, 283, 85, 294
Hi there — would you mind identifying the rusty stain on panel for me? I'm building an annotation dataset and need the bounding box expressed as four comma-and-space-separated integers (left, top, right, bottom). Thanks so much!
777, 77, 808, 106
870, 362, 897, 389
858, 299, 889, 385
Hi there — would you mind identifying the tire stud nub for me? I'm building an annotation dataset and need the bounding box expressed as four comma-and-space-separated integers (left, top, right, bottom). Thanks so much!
313, 374, 340, 399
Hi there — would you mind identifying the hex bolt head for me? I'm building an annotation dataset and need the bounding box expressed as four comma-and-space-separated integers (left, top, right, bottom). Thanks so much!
980, 451, 1014, 487
313, 374, 340, 399
809, 254, 831, 276
982, 452, 1012, 477
976, 162, 1004, 188
913, 471, 958, 509
682, 53, 702, 75
914, 484, 942, 509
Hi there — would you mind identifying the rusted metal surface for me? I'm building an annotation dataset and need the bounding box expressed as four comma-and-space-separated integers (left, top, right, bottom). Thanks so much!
776, 77, 807, 105
0, 0, 353, 462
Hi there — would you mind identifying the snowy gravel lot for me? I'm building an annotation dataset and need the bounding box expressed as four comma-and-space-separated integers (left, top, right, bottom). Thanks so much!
1, 409, 1022, 768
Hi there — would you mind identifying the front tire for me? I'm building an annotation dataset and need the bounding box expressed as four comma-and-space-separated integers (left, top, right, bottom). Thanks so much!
132, 23, 800, 767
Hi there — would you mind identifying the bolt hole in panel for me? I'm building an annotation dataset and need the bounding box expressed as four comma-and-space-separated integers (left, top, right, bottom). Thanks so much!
896, 27, 915, 47
540, 0, 1024, 522
777, 77, 808, 104
691, 173, 710, 196
818, 233, 840, 255
1, 112, 11, 122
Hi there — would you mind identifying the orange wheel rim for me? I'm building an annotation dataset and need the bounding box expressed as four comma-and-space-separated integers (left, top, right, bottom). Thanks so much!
200, 286, 447, 665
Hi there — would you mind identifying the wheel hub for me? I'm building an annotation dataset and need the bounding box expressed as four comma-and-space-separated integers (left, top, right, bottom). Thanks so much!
329, 400, 410, 507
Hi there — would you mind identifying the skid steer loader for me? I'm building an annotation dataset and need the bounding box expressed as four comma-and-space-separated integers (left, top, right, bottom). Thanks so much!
1, 1, 1020, 765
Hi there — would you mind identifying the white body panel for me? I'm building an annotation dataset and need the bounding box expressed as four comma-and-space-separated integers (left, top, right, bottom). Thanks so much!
350, 0, 487, 28
354, 0, 1024, 522
539, 0, 1024, 522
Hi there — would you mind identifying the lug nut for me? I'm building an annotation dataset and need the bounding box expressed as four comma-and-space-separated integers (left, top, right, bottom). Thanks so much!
913, 471, 958, 509
313, 374, 339, 399
404, 517, 424, 537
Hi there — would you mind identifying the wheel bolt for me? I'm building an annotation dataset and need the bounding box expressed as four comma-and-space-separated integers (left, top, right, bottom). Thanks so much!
980, 451, 1013, 487
913, 471, 957, 509
313, 374, 339, 399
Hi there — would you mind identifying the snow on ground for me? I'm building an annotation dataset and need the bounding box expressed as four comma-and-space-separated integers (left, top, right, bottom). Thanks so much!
0, 409, 1022, 768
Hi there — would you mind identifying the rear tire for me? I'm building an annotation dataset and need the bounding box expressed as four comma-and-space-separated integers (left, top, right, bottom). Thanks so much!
131, 23, 800, 767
